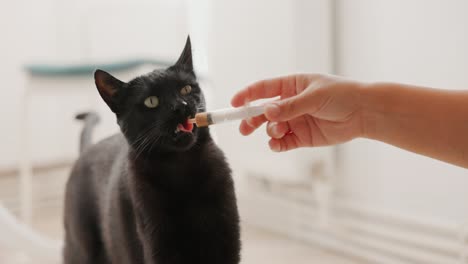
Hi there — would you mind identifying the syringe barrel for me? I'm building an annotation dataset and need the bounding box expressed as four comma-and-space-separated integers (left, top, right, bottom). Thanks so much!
209, 105, 265, 124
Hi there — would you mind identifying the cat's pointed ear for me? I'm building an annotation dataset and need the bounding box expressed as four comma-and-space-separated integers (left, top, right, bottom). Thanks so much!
94, 69, 124, 113
174, 36, 193, 71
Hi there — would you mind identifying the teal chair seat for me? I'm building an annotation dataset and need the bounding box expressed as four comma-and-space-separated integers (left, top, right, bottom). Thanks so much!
24, 58, 173, 77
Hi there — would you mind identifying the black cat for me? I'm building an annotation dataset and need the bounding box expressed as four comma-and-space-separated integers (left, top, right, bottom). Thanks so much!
63, 37, 241, 264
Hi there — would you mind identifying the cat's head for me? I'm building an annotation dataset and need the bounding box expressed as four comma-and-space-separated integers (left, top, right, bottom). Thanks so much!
94, 36, 206, 154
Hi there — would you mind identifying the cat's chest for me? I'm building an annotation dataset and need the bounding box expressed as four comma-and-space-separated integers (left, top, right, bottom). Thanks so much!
156, 161, 200, 177
136, 156, 211, 187
152, 195, 225, 240
134, 183, 224, 243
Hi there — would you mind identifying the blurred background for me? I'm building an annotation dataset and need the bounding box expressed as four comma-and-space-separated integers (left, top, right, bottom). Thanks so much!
1, 0, 468, 263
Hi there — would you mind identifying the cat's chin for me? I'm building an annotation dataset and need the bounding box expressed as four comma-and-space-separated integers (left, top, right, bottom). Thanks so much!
166, 128, 198, 152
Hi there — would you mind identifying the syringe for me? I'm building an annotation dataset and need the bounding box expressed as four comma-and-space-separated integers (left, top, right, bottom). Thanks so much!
189, 105, 265, 127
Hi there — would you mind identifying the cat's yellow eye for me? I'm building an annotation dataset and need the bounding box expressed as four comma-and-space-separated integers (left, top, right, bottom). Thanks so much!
180, 85, 192, 95
144, 96, 159, 108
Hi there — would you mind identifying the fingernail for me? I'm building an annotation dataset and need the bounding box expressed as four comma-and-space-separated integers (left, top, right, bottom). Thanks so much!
269, 140, 280, 152
265, 104, 280, 119
245, 117, 254, 127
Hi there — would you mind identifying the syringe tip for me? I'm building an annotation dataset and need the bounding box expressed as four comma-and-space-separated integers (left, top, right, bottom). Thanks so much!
194, 113, 210, 127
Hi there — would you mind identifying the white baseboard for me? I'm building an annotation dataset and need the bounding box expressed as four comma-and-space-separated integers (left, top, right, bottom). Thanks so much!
240, 180, 467, 264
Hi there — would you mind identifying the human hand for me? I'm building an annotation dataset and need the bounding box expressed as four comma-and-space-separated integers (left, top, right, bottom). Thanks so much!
231, 74, 365, 152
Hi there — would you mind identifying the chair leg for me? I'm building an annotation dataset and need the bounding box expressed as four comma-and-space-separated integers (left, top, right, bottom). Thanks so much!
19, 81, 33, 225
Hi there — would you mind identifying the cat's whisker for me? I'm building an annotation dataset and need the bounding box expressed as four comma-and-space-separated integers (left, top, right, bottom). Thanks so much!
131, 123, 160, 147
132, 124, 165, 160
147, 135, 162, 154
133, 133, 152, 148
134, 134, 154, 160
132, 132, 151, 147
133, 132, 151, 155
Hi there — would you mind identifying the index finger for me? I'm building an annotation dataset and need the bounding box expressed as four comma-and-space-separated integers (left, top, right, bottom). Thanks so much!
231, 75, 295, 107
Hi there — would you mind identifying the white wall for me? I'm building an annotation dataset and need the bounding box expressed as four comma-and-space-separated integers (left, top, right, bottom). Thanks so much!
336, 0, 468, 222
0, 1, 57, 167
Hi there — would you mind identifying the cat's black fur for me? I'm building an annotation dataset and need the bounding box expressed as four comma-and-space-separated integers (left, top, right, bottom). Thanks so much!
63, 37, 241, 264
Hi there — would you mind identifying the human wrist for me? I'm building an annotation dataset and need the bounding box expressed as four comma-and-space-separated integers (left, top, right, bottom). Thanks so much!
357, 82, 389, 140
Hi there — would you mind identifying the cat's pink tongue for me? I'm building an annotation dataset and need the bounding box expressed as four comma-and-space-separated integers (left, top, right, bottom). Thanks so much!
177, 120, 194, 132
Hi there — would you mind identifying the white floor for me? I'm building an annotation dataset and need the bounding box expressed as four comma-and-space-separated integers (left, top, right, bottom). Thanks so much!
241, 225, 359, 264
0, 167, 359, 264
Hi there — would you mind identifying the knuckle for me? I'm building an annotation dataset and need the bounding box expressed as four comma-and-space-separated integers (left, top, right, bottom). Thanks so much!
284, 100, 296, 116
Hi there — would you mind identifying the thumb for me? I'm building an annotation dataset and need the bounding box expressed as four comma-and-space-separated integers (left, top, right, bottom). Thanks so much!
264, 95, 308, 122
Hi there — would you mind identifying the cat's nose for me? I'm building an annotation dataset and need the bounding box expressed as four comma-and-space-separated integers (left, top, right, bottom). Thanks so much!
172, 100, 189, 115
